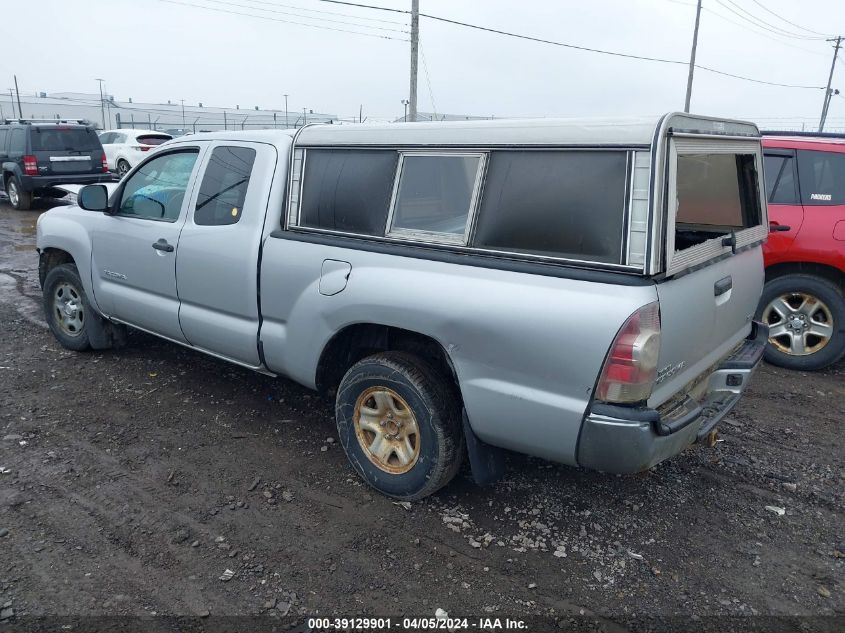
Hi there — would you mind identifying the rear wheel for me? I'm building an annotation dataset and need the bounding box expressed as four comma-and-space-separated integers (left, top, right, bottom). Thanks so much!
757, 274, 845, 370
335, 352, 464, 500
116, 159, 131, 178
6, 176, 33, 210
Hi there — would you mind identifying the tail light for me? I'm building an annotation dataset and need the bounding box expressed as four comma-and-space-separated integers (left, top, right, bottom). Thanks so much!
23, 155, 38, 176
101, 153, 109, 172
595, 302, 661, 404
134, 145, 152, 152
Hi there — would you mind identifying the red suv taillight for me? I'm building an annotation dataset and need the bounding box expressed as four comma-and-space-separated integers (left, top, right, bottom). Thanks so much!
23, 155, 38, 176
595, 302, 661, 404
101, 153, 109, 173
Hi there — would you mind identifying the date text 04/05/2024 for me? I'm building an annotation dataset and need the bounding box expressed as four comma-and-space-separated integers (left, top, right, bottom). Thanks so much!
307, 617, 528, 630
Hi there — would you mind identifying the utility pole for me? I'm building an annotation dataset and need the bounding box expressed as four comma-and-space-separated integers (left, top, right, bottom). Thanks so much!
284, 94, 289, 128
408, 0, 419, 122
819, 35, 842, 133
13, 75, 22, 120
8, 89, 16, 118
683, 0, 702, 113
95, 78, 106, 129
180, 99, 186, 127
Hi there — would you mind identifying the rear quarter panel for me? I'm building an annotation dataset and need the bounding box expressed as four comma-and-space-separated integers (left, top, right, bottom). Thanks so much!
259, 238, 658, 464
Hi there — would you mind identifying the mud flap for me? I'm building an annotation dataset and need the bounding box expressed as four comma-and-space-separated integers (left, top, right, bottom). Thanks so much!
87, 312, 127, 350
462, 410, 505, 486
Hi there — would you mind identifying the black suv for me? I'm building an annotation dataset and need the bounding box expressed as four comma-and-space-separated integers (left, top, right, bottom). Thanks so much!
0, 119, 111, 210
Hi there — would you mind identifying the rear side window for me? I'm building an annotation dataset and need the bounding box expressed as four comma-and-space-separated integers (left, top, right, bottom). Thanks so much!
388, 153, 485, 243
0, 129, 8, 152
99, 132, 114, 145
10, 128, 25, 153
30, 127, 101, 151
194, 146, 256, 226
674, 153, 762, 251
797, 149, 845, 205
473, 151, 628, 263
298, 149, 398, 235
137, 134, 171, 146
763, 154, 798, 204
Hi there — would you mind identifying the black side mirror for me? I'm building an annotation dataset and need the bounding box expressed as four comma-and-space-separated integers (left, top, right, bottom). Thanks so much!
78, 184, 109, 212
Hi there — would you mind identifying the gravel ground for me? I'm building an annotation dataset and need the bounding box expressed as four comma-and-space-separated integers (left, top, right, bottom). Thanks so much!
0, 198, 842, 632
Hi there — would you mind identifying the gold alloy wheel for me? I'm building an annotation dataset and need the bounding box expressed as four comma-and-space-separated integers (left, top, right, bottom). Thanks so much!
353, 386, 421, 475
762, 292, 834, 356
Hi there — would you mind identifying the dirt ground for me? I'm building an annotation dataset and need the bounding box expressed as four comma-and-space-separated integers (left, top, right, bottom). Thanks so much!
0, 196, 842, 632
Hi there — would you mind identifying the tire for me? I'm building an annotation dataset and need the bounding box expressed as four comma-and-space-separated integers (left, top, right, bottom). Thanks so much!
6, 175, 33, 210
42, 263, 93, 351
335, 351, 465, 500
756, 274, 845, 371
116, 159, 131, 178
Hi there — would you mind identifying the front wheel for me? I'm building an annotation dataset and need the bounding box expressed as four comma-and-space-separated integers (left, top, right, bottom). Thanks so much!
43, 264, 92, 351
335, 352, 464, 500
757, 274, 845, 371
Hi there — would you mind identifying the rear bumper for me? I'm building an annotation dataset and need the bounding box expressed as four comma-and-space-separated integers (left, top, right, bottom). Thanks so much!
576, 321, 767, 474
19, 173, 115, 191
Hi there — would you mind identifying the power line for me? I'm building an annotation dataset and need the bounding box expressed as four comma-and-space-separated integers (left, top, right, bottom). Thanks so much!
320, 0, 825, 89
419, 38, 438, 120
748, 0, 832, 37
713, 0, 827, 40
156, 0, 408, 40
663, 0, 829, 58
200, 0, 408, 33
239, 0, 407, 25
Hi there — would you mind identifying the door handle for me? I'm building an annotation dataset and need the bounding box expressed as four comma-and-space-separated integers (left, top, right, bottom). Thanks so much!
152, 239, 174, 253
769, 222, 791, 232
714, 276, 733, 297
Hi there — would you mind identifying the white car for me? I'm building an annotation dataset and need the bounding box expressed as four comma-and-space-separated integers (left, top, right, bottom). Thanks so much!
98, 129, 172, 177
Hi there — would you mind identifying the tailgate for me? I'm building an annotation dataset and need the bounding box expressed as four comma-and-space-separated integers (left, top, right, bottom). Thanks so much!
650, 247, 763, 407
649, 132, 768, 408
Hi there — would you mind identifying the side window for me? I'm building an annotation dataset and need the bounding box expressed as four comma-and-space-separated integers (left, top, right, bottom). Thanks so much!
473, 150, 628, 263
194, 146, 256, 226
764, 153, 798, 204
0, 129, 8, 153
388, 154, 485, 243
99, 132, 114, 145
297, 149, 398, 235
797, 149, 845, 205
118, 150, 199, 222
9, 128, 25, 153
113, 133, 127, 144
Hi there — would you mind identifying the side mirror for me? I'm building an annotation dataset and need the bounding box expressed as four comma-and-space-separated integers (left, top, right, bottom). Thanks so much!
78, 184, 109, 212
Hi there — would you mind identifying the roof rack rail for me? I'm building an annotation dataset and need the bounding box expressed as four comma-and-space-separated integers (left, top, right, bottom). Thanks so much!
1, 118, 93, 126
762, 130, 845, 140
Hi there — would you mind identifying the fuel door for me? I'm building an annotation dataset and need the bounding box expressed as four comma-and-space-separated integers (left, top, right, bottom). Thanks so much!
319, 259, 352, 296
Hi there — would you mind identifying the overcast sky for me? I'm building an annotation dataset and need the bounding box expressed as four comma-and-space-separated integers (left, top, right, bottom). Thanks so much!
6, 0, 845, 127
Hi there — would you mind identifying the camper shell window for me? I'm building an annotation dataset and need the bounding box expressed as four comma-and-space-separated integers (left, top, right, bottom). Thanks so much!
673, 152, 762, 253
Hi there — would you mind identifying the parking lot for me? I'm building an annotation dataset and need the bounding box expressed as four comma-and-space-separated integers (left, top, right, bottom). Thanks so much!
0, 196, 842, 629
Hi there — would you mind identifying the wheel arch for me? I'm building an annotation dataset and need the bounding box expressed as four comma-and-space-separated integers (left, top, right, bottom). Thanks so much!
38, 247, 76, 289
765, 261, 845, 291
315, 323, 462, 402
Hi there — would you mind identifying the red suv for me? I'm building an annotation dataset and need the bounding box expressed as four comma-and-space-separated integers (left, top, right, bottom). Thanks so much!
760, 132, 845, 370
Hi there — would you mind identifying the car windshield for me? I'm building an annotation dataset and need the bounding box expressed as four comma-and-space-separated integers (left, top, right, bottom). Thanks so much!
31, 127, 100, 152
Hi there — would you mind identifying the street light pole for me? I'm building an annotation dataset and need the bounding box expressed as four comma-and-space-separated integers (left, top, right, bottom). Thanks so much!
284, 94, 289, 128
95, 78, 106, 129
180, 99, 186, 127
401, 99, 409, 122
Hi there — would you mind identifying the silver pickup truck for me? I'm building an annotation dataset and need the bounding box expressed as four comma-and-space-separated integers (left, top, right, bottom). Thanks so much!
36, 113, 768, 500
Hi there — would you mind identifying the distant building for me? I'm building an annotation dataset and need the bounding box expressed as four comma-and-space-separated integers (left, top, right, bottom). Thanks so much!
0, 91, 337, 131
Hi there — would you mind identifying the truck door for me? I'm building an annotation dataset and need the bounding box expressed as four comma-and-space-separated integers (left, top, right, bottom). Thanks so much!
91, 147, 204, 342
175, 142, 276, 367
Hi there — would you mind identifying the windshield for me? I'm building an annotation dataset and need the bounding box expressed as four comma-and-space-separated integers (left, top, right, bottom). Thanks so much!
31, 127, 100, 152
